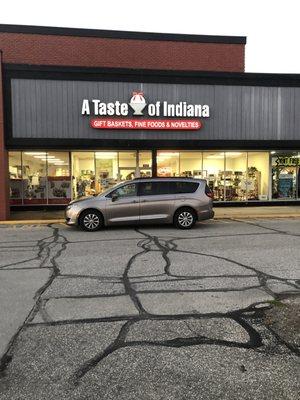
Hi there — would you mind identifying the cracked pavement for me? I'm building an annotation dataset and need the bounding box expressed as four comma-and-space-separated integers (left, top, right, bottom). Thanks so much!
0, 218, 299, 399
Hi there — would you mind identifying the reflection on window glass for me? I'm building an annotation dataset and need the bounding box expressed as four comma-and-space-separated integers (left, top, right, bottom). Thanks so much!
114, 183, 137, 198
72, 152, 95, 198
203, 152, 225, 201
157, 151, 179, 177
179, 152, 202, 178
139, 181, 171, 196
172, 181, 199, 194
8, 151, 22, 204
22, 152, 47, 204
247, 152, 269, 200
272, 152, 299, 199
47, 152, 71, 204
224, 152, 247, 201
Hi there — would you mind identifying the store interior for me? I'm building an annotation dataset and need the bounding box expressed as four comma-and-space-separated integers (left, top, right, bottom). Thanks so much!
8, 150, 300, 204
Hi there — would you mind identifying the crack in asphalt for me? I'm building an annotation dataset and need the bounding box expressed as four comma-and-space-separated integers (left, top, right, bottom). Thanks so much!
68, 226, 299, 384
0, 224, 69, 373
0, 220, 299, 386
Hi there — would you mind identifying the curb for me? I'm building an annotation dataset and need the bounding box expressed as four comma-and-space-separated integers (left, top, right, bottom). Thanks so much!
214, 214, 300, 219
0, 219, 65, 225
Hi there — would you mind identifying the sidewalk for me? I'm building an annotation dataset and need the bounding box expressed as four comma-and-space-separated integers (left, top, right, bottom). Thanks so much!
0, 206, 299, 225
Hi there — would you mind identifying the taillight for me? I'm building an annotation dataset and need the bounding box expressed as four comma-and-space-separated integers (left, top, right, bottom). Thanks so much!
205, 185, 214, 199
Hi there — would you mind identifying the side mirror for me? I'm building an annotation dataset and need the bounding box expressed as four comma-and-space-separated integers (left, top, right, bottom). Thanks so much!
111, 193, 118, 202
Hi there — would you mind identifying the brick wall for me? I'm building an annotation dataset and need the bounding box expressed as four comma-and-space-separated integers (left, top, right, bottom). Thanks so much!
0, 51, 9, 220
0, 32, 245, 72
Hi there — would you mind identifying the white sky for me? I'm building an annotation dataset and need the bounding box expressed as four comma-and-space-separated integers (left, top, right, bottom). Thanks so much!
1, 0, 300, 73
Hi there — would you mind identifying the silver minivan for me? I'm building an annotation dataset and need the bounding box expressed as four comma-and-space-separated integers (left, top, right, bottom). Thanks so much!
65, 178, 214, 231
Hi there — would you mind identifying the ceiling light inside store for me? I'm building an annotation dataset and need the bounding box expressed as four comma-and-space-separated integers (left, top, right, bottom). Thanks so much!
206, 155, 224, 159
95, 152, 118, 159
34, 155, 56, 159
271, 151, 276, 154
158, 152, 179, 157
24, 152, 47, 155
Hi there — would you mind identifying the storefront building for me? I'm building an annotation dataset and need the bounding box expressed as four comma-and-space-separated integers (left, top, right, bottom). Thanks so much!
0, 25, 300, 219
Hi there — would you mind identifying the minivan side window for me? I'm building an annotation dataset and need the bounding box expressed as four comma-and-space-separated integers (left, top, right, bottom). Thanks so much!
138, 181, 170, 196
110, 183, 137, 198
170, 181, 199, 194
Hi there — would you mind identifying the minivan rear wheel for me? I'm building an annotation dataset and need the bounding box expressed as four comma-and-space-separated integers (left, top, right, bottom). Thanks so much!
174, 207, 197, 229
79, 209, 103, 232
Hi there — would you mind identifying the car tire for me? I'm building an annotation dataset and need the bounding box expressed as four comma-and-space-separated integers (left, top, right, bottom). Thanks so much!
79, 209, 103, 232
174, 207, 197, 229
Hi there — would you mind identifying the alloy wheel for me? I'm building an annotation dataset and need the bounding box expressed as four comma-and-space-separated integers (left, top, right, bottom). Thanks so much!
178, 211, 193, 227
83, 213, 100, 230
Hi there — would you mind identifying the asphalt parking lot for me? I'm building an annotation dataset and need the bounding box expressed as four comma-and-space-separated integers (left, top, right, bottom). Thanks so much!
0, 218, 299, 400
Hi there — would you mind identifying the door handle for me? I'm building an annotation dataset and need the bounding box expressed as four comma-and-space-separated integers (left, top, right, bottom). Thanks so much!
131, 200, 139, 203
141, 200, 147, 203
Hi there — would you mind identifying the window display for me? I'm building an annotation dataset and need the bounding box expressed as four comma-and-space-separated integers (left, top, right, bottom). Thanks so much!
138, 151, 152, 178
47, 152, 71, 204
157, 151, 179, 177
72, 152, 95, 198
95, 152, 118, 192
202, 152, 225, 201
179, 152, 202, 178
22, 152, 47, 204
9, 152, 22, 204
224, 152, 247, 201
272, 152, 299, 199
8, 150, 300, 205
118, 151, 137, 181
247, 152, 269, 200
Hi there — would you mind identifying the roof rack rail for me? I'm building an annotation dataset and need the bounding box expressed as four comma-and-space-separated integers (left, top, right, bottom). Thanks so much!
133, 176, 196, 180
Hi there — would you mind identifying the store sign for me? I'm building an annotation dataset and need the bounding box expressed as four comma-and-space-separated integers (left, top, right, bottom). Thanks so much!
82, 91, 209, 130
275, 156, 299, 167
90, 118, 201, 130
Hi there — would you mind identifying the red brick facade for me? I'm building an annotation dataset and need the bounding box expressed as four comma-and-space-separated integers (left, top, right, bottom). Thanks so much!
0, 32, 245, 72
0, 27, 245, 220
0, 52, 9, 220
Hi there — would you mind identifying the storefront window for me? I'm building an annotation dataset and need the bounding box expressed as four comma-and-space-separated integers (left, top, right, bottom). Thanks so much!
272, 152, 299, 199
95, 152, 118, 193
138, 151, 152, 178
247, 152, 270, 200
203, 152, 225, 201
118, 151, 137, 181
224, 152, 247, 201
179, 152, 202, 178
157, 151, 179, 177
72, 152, 95, 198
9, 151, 22, 205
8, 150, 299, 205
22, 152, 47, 204
47, 152, 71, 204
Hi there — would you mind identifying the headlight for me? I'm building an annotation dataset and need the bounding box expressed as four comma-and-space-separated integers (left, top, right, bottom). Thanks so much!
66, 205, 72, 210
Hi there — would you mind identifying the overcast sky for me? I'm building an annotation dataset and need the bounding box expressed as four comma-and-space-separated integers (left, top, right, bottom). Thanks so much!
1, 0, 300, 73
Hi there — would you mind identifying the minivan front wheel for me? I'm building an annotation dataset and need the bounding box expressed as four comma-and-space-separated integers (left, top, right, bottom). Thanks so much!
174, 207, 197, 229
79, 209, 103, 232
